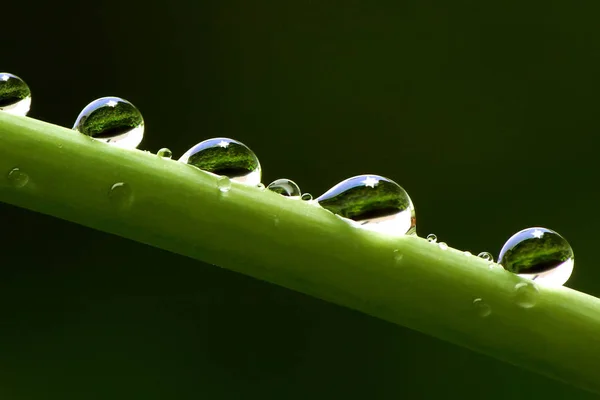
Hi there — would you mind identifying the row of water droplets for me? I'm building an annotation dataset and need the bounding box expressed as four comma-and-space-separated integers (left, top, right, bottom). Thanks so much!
1, 73, 574, 315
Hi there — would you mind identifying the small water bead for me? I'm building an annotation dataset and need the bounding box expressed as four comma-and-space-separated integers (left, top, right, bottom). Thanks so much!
393, 249, 404, 264
514, 282, 539, 308
426, 234, 437, 243
179, 138, 261, 186
108, 182, 134, 210
498, 227, 574, 287
478, 252, 494, 262
217, 176, 232, 193
7, 168, 29, 188
438, 242, 448, 250
472, 298, 492, 318
316, 175, 416, 236
463, 251, 473, 257
0, 73, 31, 116
257, 183, 266, 190
157, 148, 173, 159
267, 179, 301, 198
301, 193, 313, 201
73, 97, 144, 149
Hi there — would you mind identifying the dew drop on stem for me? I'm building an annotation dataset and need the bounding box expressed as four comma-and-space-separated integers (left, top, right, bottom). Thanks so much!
316, 174, 416, 236
267, 179, 301, 198
178, 137, 261, 186
73, 97, 145, 149
7, 167, 29, 188
499, 227, 574, 287
478, 252, 493, 262
0, 72, 31, 116
109, 182, 134, 211
157, 148, 173, 159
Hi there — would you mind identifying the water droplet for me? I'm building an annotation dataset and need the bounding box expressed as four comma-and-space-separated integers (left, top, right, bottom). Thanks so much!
7, 167, 29, 188
301, 193, 313, 201
426, 234, 437, 243
393, 249, 404, 264
473, 298, 491, 317
0, 73, 31, 116
257, 183, 265, 190
438, 242, 448, 250
464, 251, 473, 257
267, 178, 301, 198
157, 148, 172, 159
108, 182, 134, 210
478, 252, 494, 262
316, 175, 416, 235
514, 282, 539, 308
499, 227, 574, 287
178, 137, 261, 186
217, 176, 232, 193
73, 97, 144, 149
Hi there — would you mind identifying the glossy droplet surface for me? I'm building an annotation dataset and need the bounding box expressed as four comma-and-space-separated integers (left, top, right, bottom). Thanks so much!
267, 179, 301, 197
438, 242, 448, 250
7, 168, 29, 188
301, 193, 313, 201
73, 97, 144, 149
473, 298, 491, 317
316, 175, 416, 235
426, 234, 437, 243
478, 252, 493, 262
109, 182, 134, 210
0, 73, 31, 116
179, 138, 261, 186
157, 148, 172, 159
499, 227, 574, 287
514, 282, 539, 308
217, 176, 231, 193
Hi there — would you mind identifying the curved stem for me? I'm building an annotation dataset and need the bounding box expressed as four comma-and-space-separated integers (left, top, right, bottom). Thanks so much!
1, 112, 599, 394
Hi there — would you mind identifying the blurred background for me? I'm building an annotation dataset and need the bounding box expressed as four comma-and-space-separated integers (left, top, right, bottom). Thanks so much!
1, 1, 599, 399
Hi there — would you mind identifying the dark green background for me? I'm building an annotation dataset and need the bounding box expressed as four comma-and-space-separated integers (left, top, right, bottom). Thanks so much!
2, 1, 599, 399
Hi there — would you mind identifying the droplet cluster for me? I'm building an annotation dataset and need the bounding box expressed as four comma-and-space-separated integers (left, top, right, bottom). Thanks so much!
0, 71, 575, 293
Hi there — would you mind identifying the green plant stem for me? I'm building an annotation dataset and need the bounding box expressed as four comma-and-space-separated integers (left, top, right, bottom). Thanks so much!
1, 112, 599, 394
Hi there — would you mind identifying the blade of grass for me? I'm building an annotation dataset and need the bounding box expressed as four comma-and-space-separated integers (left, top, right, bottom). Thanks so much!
1, 112, 599, 394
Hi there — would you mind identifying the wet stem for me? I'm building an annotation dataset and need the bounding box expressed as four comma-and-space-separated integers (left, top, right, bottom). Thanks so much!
1, 112, 600, 395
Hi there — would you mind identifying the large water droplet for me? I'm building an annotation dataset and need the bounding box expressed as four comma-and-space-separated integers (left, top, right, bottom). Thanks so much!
73, 97, 144, 149
7, 167, 29, 188
499, 227, 574, 287
157, 148, 172, 159
108, 182, 134, 210
514, 282, 539, 308
178, 138, 261, 186
426, 234, 437, 243
316, 175, 416, 235
472, 298, 491, 317
478, 252, 494, 262
267, 179, 301, 198
0, 73, 31, 116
